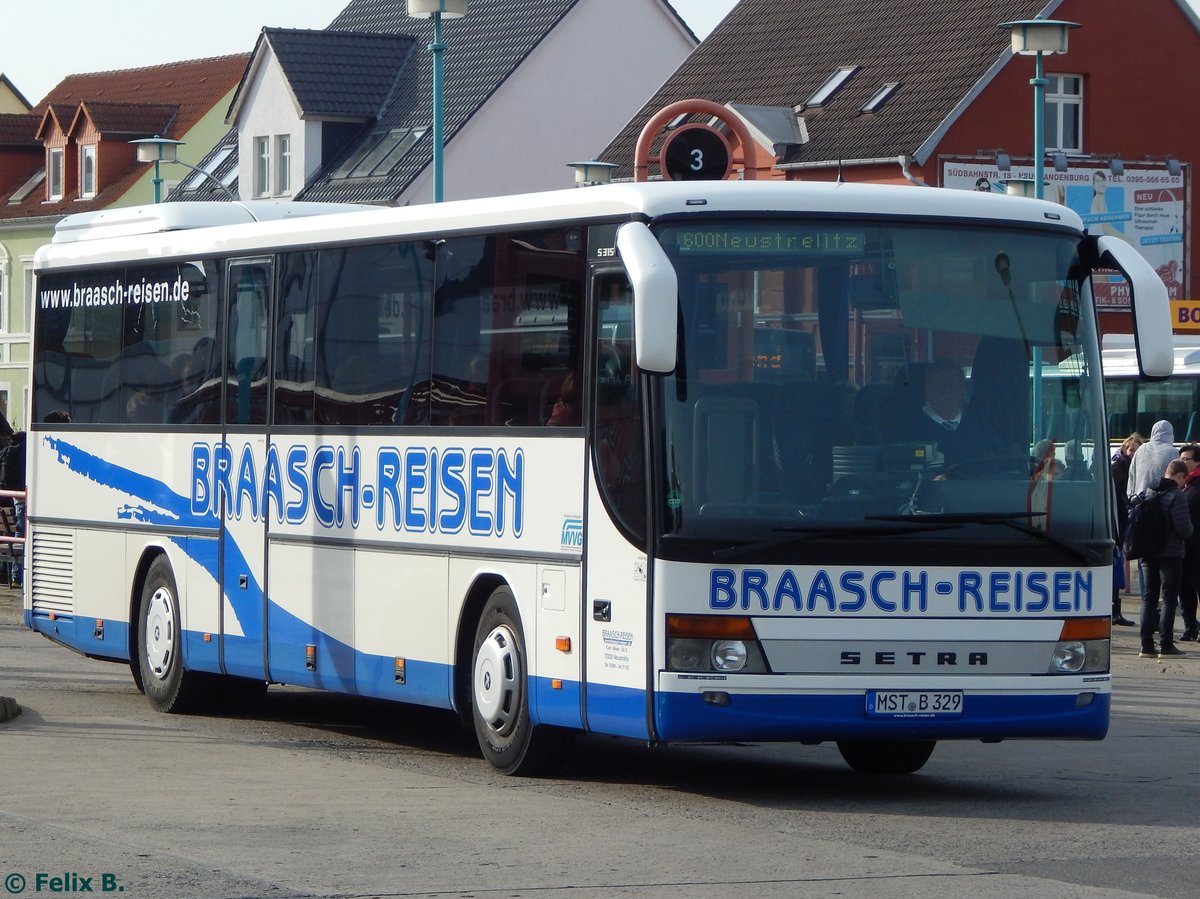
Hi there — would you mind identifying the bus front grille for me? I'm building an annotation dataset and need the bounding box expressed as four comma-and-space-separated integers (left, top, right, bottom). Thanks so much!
31, 527, 74, 616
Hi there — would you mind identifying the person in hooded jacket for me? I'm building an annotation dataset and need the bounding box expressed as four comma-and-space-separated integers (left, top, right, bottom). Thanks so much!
1127, 420, 1180, 500
1139, 459, 1194, 659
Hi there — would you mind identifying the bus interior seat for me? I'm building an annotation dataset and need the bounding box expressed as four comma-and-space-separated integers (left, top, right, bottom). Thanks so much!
968, 337, 1031, 452
886, 363, 928, 430
852, 383, 894, 445
693, 396, 759, 508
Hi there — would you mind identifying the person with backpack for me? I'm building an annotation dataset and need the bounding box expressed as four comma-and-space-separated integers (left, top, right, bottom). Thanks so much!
1137, 459, 1193, 659
1126, 421, 1179, 621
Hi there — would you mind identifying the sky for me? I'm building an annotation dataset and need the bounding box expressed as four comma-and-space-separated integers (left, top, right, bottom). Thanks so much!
1, 0, 740, 106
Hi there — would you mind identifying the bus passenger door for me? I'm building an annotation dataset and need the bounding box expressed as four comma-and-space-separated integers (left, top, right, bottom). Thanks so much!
583, 274, 653, 740
218, 259, 272, 681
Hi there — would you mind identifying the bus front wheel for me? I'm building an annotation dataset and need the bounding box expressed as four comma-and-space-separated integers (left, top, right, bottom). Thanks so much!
836, 740, 936, 775
137, 556, 210, 713
470, 586, 570, 775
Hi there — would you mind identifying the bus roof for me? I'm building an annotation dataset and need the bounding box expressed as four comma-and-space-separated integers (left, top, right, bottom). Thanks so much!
47, 200, 372, 245
34, 180, 1084, 272
1101, 334, 1200, 376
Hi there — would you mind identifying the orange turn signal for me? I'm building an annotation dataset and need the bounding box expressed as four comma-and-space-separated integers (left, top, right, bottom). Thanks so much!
666, 614, 756, 639
1059, 617, 1110, 640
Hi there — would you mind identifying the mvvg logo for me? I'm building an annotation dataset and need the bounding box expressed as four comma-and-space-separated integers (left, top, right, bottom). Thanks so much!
560, 517, 583, 550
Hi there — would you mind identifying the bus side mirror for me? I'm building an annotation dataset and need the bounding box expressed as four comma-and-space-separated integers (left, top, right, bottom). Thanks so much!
616, 222, 677, 373
1096, 236, 1173, 379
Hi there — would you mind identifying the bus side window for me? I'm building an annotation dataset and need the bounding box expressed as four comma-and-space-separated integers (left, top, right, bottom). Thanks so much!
227, 262, 271, 426
274, 252, 316, 426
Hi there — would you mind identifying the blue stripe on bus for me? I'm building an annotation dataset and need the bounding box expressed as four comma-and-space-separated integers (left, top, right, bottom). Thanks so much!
28, 613, 130, 663
532, 676, 584, 730
583, 682, 650, 739
653, 690, 1109, 742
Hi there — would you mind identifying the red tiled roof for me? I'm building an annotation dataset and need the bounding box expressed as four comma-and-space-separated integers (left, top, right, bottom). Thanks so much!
70, 101, 179, 138
38, 55, 250, 114
0, 113, 38, 146
2, 54, 250, 220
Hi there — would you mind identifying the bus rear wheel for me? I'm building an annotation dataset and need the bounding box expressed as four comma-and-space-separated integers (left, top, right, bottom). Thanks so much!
137, 556, 211, 713
836, 740, 936, 775
470, 586, 570, 775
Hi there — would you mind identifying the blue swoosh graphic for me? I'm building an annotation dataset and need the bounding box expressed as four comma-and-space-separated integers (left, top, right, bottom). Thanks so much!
45, 437, 441, 702
46, 436, 264, 639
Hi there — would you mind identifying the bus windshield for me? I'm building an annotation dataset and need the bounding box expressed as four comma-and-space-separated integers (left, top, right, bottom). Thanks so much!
654, 217, 1106, 544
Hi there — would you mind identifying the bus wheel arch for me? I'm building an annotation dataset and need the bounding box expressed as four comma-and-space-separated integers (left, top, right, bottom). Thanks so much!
126, 547, 168, 694
134, 552, 210, 713
466, 583, 571, 775
453, 573, 506, 728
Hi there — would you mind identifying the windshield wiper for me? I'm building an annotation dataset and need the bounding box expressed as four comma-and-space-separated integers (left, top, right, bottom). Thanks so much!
867, 512, 1101, 565
713, 521, 962, 562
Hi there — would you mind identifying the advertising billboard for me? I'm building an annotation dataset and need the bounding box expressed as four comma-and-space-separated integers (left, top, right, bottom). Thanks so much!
942, 159, 1186, 309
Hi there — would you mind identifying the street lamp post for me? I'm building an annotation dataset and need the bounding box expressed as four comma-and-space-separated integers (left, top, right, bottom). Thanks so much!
998, 18, 1079, 444
130, 136, 239, 202
999, 18, 1080, 200
408, 1, 468, 203
130, 135, 183, 203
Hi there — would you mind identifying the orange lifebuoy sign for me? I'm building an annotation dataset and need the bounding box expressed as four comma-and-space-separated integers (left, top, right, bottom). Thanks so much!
633, 99, 755, 183
660, 124, 733, 182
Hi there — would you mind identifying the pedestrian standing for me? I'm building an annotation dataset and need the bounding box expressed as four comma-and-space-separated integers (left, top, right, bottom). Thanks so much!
1110, 432, 1144, 625
1127, 420, 1179, 499
1178, 445, 1200, 641
1, 431, 26, 589
1139, 459, 1193, 659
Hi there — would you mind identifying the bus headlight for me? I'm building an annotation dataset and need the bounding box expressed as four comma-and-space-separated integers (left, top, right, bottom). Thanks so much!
1051, 641, 1086, 673
1051, 619, 1110, 674
668, 638, 706, 670
665, 615, 770, 673
711, 640, 747, 671
1049, 639, 1109, 674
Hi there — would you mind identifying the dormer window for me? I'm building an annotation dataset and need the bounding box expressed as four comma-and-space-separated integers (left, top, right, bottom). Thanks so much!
47, 148, 64, 201
805, 66, 859, 109
80, 145, 97, 198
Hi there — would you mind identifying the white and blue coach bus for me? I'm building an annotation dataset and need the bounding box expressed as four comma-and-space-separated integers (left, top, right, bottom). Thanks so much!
26, 181, 1172, 775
